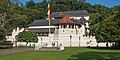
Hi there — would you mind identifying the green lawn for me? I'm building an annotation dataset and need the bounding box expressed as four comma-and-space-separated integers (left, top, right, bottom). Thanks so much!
0, 47, 120, 60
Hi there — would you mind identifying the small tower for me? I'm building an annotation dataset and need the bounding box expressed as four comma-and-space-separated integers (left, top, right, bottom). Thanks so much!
54, 16, 76, 35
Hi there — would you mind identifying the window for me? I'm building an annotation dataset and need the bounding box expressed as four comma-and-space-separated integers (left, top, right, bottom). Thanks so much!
63, 25, 67, 28
57, 25, 59, 29
78, 25, 81, 28
72, 25, 74, 29
79, 37, 80, 40
69, 25, 71, 28
63, 30, 64, 32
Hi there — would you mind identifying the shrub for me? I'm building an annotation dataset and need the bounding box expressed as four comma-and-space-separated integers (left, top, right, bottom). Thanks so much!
0, 41, 13, 49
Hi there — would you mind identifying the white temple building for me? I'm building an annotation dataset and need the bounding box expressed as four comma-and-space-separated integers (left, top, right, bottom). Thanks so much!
6, 10, 112, 48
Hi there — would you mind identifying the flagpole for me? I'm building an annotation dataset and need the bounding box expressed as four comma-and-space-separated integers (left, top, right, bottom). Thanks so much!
49, 17, 50, 45
48, 0, 51, 47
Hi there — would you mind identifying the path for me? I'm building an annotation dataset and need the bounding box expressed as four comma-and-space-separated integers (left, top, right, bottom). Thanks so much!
0, 48, 34, 55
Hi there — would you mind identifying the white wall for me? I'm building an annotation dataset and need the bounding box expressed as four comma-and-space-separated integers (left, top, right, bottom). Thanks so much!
97, 42, 112, 47
69, 16, 89, 20
6, 27, 28, 47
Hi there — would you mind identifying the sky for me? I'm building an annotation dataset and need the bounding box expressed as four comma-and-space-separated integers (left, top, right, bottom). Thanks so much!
20, 0, 120, 8
86, 0, 120, 7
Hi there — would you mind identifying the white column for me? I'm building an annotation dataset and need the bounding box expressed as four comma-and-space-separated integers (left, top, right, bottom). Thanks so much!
74, 25, 76, 29
81, 25, 85, 35
76, 25, 78, 29
67, 25, 69, 28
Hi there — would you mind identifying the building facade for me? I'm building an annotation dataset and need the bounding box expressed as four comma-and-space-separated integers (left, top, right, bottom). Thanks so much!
28, 10, 97, 47
6, 10, 111, 47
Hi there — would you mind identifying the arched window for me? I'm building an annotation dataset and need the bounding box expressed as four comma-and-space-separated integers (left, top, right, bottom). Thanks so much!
57, 25, 59, 29
72, 25, 74, 29
69, 25, 71, 28
63, 25, 66, 28
78, 25, 81, 28
63, 30, 64, 32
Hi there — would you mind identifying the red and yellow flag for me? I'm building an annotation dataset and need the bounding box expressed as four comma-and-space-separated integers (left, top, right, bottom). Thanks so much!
47, 2, 50, 21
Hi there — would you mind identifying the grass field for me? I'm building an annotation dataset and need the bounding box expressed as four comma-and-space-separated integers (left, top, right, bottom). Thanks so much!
0, 47, 120, 60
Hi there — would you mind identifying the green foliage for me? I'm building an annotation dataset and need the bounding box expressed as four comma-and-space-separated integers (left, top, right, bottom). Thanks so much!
50, 0, 87, 12
0, 30, 5, 41
9, 0, 23, 6
89, 6, 120, 48
0, 33, 5, 41
17, 31, 38, 46
0, 41, 13, 49
26, 0, 35, 8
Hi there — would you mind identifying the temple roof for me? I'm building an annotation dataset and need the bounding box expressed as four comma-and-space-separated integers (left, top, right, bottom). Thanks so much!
28, 19, 50, 26
28, 18, 87, 33
28, 17, 88, 27
28, 19, 59, 26
51, 10, 90, 18
54, 16, 76, 24
29, 28, 54, 33
28, 10, 89, 33
75, 17, 88, 25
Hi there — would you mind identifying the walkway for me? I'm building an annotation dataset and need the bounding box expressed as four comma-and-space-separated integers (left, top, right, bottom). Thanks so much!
0, 47, 34, 55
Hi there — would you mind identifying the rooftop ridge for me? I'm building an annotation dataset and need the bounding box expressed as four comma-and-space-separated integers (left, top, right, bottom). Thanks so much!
54, 16, 76, 24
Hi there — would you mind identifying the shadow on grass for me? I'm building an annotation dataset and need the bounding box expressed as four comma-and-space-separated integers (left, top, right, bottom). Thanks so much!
67, 51, 120, 60
86, 47, 120, 50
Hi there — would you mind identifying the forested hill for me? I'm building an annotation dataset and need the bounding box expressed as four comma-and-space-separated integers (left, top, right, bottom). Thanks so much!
0, 0, 120, 45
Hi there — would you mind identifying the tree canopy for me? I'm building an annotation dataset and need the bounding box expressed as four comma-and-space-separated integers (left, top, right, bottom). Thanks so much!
89, 6, 120, 48
17, 31, 38, 46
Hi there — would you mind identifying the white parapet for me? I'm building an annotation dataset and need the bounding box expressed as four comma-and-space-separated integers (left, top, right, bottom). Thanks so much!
29, 26, 56, 29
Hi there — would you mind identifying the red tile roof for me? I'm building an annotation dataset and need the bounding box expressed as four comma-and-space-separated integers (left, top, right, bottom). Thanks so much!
54, 16, 76, 24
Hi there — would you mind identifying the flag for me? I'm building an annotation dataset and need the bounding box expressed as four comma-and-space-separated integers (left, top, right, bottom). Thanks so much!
47, 1, 50, 21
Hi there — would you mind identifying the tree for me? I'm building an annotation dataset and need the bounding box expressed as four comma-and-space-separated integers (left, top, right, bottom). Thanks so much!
26, 0, 35, 8
0, 30, 5, 41
0, 0, 16, 32
17, 31, 38, 46
110, 7, 120, 48
90, 6, 120, 48
0, 0, 29, 32
9, 0, 23, 6
89, 13, 101, 36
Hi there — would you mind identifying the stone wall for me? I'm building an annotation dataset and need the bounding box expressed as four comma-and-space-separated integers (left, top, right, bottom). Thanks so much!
80, 36, 97, 47
36, 35, 98, 47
